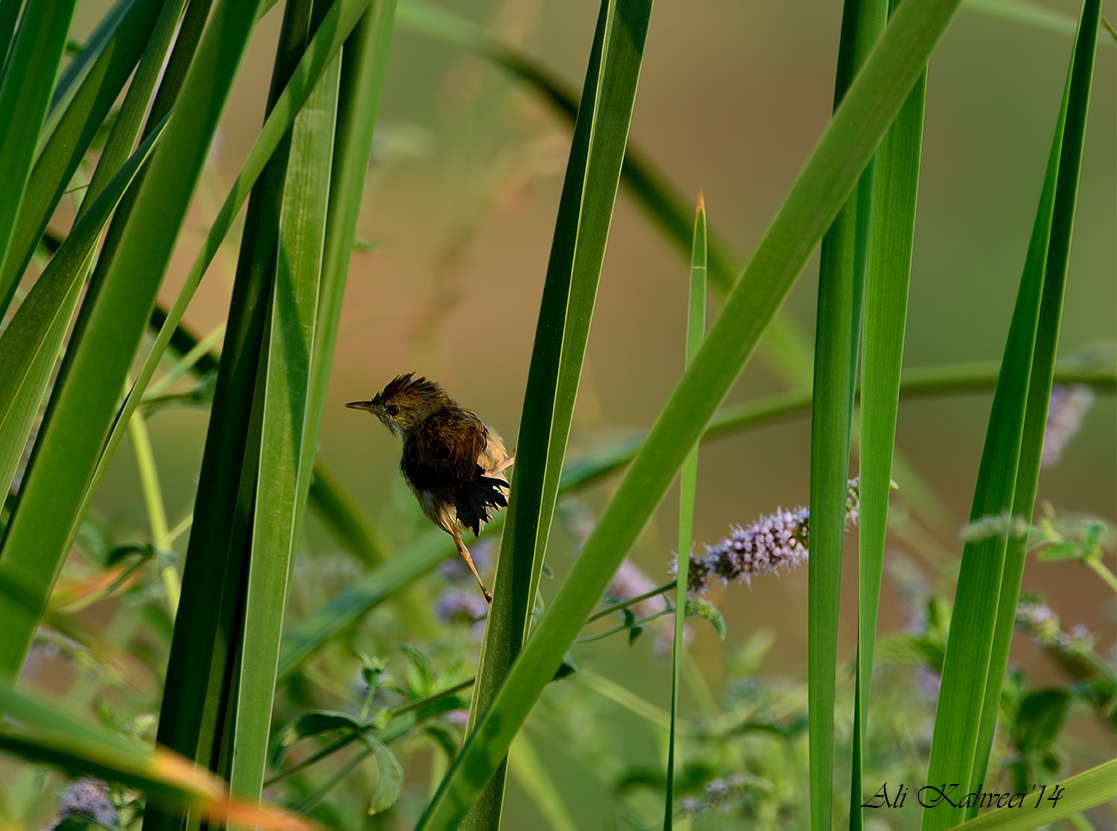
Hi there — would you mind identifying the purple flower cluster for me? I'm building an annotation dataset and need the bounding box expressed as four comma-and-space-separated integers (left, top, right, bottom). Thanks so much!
676, 480, 860, 594
1015, 600, 1099, 660
53, 778, 117, 827
1015, 600, 1062, 646
1042, 384, 1093, 468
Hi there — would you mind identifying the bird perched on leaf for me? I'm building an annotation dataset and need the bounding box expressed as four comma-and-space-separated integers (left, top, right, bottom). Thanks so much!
347, 374, 513, 602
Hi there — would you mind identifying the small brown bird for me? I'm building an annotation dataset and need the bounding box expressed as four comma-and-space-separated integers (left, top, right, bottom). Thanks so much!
347, 374, 513, 603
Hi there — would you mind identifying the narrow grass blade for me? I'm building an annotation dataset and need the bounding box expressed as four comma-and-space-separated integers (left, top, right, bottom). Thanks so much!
665, 193, 706, 830
851, 34, 926, 831
43, 0, 135, 138
921, 2, 1101, 828
0, 0, 78, 304
229, 24, 340, 809
809, 2, 885, 827
0, 0, 164, 314
968, 0, 1101, 808
0, 0, 19, 70
417, 2, 963, 828
465, 1, 655, 827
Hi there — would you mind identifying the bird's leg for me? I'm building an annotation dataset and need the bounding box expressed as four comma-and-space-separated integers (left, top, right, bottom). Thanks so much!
452, 527, 493, 603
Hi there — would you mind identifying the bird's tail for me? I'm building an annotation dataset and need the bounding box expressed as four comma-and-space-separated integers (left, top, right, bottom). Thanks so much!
458, 476, 510, 537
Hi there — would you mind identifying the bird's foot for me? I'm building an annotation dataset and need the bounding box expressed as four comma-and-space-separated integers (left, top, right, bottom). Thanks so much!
486, 455, 515, 477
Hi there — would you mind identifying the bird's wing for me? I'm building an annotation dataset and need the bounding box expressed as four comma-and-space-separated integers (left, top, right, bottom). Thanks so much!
400, 409, 487, 490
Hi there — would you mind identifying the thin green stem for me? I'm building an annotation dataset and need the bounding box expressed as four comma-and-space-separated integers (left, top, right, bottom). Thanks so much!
1083, 557, 1117, 593
143, 323, 225, 400
575, 609, 675, 644
158, 513, 194, 548
126, 405, 179, 616
584, 580, 674, 624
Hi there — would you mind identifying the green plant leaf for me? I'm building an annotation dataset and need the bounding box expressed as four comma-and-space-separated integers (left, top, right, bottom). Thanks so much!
968, 0, 1103, 806
79, 0, 377, 539
665, 193, 706, 830
367, 736, 404, 814
921, 3, 1102, 827
851, 3, 926, 823
229, 3, 340, 802
464, 1, 655, 827
942, 759, 1116, 831
810, 2, 886, 826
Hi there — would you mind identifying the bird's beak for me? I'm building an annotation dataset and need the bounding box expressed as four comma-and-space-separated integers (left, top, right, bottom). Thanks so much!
346, 400, 377, 412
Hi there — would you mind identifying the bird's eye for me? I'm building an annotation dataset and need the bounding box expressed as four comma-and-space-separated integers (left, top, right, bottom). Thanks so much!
386, 404, 401, 417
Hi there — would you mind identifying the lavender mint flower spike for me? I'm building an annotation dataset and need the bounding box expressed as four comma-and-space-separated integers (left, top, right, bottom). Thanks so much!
677, 478, 861, 594
1041, 384, 1094, 468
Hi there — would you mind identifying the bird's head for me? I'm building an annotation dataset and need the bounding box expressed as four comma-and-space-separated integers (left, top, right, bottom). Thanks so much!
347, 373, 453, 437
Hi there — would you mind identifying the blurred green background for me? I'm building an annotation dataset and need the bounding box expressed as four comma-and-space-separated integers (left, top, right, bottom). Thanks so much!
61, 0, 1114, 824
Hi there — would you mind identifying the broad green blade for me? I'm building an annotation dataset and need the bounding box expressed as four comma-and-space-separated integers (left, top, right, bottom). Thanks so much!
303, 0, 398, 491
942, 759, 1116, 831
465, 1, 655, 827
229, 18, 340, 807
809, 2, 885, 827
664, 194, 706, 830
851, 20, 926, 829
921, 2, 1101, 829
417, 1, 963, 828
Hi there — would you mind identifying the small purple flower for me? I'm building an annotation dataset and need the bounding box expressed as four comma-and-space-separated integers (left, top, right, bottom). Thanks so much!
678, 795, 702, 817
1042, 384, 1093, 468
54, 778, 117, 827
607, 559, 666, 619
439, 537, 493, 584
1015, 601, 1061, 646
443, 708, 470, 730
435, 589, 488, 625
1061, 624, 1095, 657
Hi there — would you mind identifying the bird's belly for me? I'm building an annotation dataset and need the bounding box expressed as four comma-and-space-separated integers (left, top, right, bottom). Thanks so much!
415, 486, 459, 533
